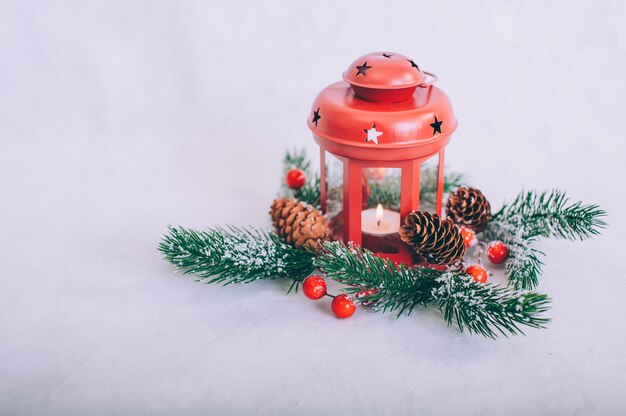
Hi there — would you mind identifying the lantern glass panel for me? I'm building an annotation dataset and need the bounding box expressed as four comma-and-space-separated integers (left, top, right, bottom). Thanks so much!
416, 158, 439, 212
362, 167, 402, 254
323, 151, 343, 241
324, 151, 344, 218
365, 167, 401, 211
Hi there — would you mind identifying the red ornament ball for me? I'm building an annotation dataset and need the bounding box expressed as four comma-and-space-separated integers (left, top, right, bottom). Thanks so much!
466, 264, 488, 284
302, 275, 327, 300
286, 168, 307, 190
458, 226, 476, 248
331, 294, 356, 319
487, 241, 509, 265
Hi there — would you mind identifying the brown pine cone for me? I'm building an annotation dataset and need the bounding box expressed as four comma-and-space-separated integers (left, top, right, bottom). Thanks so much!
269, 197, 329, 251
399, 211, 466, 265
446, 187, 492, 232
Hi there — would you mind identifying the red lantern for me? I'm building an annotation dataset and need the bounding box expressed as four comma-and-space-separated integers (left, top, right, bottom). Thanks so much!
308, 52, 457, 265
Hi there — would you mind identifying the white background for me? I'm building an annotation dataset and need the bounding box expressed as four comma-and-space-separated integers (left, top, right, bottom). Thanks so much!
1, 1, 625, 415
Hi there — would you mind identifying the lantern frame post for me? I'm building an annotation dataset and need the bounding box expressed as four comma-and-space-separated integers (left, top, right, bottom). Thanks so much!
400, 159, 421, 220
343, 158, 363, 244
319, 147, 327, 213
436, 149, 445, 216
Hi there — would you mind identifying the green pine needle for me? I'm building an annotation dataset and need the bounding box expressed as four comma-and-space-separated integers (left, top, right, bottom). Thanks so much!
283, 147, 312, 176
158, 226, 316, 288
484, 190, 606, 289
491, 189, 607, 240
282, 148, 321, 208
316, 242, 551, 338
504, 239, 545, 290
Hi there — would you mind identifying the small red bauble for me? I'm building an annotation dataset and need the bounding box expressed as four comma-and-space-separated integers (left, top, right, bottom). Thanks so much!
487, 241, 509, 265
286, 168, 306, 190
458, 226, 476, 248
302, 275, 327, 300
331, 294, 356, 319
466, 264, 488, 284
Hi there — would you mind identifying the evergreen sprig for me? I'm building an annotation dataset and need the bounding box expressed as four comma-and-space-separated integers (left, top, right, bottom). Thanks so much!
316, 242, 551, 338
491, 189, 606, 240
158, 226, 316, 289
282, 148, 321, 208
484, 190, 606, 289
283, 147, 313, 175
505, 238, 545, 290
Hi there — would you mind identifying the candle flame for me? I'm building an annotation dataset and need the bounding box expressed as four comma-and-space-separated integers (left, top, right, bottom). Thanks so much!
376, 203, 384, 226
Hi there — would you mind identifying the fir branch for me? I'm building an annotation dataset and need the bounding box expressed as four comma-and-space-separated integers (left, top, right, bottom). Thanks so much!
158, 226, 316, 287
282, 148, 321, 208
294, 176, 321, 208
491, 189, 606, 240
283, 147, 313, 176
483, 218, 545, 289
316, 242, 550, 338
505, 239, 545, 290
484, 190, 606, 289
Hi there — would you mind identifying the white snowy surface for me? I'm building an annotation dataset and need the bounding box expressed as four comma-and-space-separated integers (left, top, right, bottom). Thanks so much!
1, 1, 625, 415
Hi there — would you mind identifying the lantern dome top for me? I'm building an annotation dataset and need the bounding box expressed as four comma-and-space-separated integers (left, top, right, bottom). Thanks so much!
342, 51, 426, 91
308, 52, 457, 162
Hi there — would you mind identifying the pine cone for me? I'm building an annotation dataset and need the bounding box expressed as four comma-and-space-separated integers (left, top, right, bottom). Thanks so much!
270, 198, 329, 251
399, 211, 466, 265
446, 187, 492, 232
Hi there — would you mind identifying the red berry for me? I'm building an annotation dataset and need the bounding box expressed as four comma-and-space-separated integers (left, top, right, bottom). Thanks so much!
459, 226, 476, 248
466, 264, 488, 284
331, 294, 356, 319
286, 168, 306, 190
302, 275, 327, 300
487, 241, 509, 265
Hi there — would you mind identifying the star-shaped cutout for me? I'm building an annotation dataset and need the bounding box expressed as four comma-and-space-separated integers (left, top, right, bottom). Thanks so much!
382, 53, 393, 58
430, 116, 443, 135
407, 59, 420, 71
312, 108, 321, 126
364, 124, 383, 144
355, 61, 372, 77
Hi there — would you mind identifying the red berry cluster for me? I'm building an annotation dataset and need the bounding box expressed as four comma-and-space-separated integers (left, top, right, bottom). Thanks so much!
302, 275, 356, 319
462, 240, 509, 284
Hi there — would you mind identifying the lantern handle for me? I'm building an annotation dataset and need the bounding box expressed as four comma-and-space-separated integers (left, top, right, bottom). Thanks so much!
418, 71, 438, 87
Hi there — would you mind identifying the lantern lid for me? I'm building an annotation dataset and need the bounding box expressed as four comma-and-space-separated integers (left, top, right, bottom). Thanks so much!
342, 52, 426, 91
308, 52, 457, 162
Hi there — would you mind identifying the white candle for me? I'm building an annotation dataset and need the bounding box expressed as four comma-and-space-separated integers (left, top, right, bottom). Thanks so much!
361, 204, 401, 235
